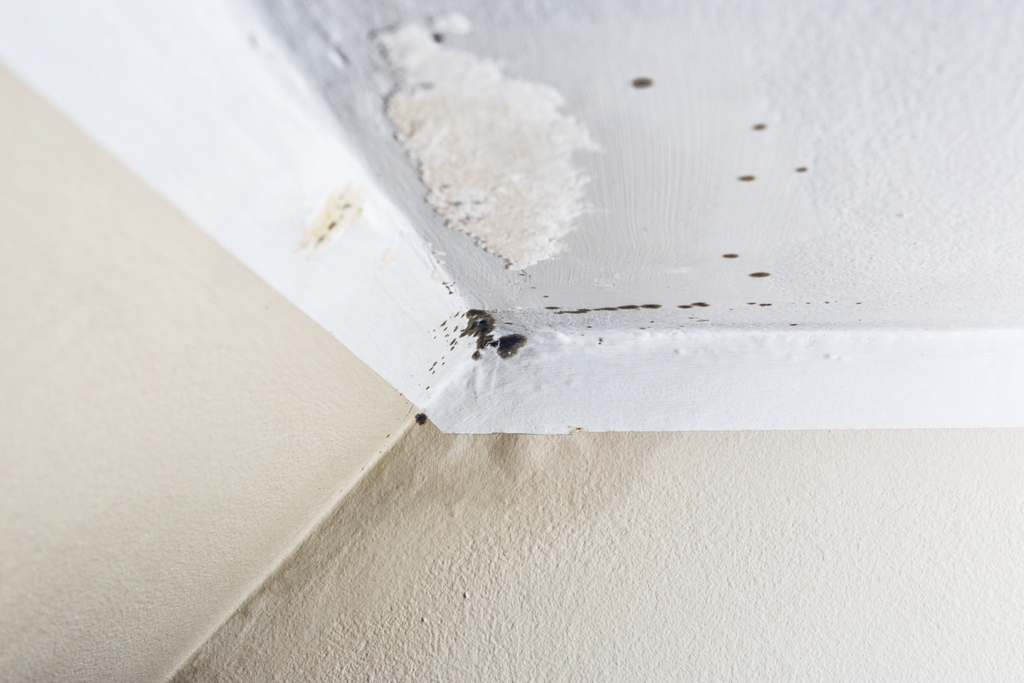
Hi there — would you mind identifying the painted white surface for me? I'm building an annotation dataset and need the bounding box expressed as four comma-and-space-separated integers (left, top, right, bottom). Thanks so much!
0, 67, 415, 682
4, 0, 1024, 431
174, 425, 1024, 681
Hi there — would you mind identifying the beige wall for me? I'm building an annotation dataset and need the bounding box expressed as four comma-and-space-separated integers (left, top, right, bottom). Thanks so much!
4, 61, 1024, 683
0, 67, 414, 682
178, 427, 1024, 681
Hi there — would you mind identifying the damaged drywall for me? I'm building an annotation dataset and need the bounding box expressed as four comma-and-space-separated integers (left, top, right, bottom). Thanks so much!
379, 16, 598, 269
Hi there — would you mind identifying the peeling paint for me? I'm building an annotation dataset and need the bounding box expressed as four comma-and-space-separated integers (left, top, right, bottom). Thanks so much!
298, 183, 364, 254
379, 18, 598, 269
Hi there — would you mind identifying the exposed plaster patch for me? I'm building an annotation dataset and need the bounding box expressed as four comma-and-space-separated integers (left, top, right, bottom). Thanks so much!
378, 19, 598, 269
297, 183, 364, 254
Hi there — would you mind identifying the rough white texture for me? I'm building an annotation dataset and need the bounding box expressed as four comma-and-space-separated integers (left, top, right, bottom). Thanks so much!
175, 426, 1024, 681
380, 20, 598, 269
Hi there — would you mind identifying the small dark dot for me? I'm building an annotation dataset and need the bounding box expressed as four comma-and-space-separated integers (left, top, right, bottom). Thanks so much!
739, 175, 756, 182
796, 167, 808, 173
749, 272, 771, 278
856, 302, 862, 305
678, 305, 692, 309
790, 323, 798, 326
722, 253, 739, 258
415, 413, 427, 425
432, 33, 444, 43
632, 77, 653, 88
747, 302, 757, 305
542, 295, 549, 298
544, 306, 559, 310
753, 123, 767, 130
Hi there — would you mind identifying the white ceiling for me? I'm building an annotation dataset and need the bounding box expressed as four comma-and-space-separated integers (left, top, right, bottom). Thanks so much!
262, 0, 1024, 327
4, 0, 1024, 431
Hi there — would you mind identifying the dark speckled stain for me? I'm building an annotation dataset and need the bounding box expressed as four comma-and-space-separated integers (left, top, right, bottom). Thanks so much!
460, 310, 527, 361
415, 413, 427, 425
553, 304, 662, 314
496, 334, 527, 359
461, 310, 495, 355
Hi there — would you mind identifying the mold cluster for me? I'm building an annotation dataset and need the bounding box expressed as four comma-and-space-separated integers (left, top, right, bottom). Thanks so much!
460, 310, 528, 360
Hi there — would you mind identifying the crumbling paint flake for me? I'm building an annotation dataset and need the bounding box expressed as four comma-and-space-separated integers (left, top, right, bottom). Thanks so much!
379, 18, 598, 269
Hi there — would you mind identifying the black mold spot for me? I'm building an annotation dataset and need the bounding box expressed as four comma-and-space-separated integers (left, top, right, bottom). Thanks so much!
596, 307, 618, 311
739, 175, 756, 182
496, 334, 527, 359
723, 253, 739, 258
692, 302, 709, 307
796, 167, 808, 172
678, 305, 692, 309
415, 413, 427, 425
753, 123, 767, 130
790, 323, 798, 326
462, 310, 495, 358
545, 306, 560, 310
432, 32, 444, 43
618, 305, 640, 310
760, 303, 772, 307
749, 272, 771, 278
460, 309, 526, 361
641, 304, 662, 309
632, 77, 653, 88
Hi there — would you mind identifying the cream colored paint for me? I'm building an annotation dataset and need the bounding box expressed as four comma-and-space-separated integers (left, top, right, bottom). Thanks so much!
176, 424, 1024, 681
0, 67, 414, 683
380, 17, 598, 269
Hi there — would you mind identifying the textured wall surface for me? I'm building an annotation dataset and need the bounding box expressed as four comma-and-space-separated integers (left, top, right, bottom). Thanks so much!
178, 425, 1024, 681
0, 66, 414, 683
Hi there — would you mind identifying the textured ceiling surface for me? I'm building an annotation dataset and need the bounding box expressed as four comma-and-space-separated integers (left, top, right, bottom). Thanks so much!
262, 0, 1024, 328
